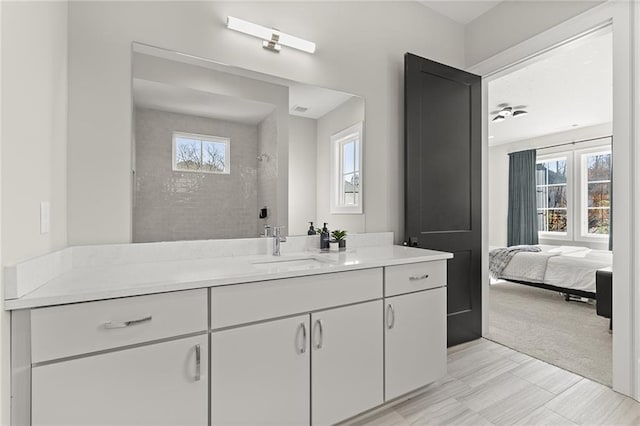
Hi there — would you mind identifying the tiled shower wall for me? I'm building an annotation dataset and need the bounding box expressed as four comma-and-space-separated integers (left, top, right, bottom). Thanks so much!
133, 107, 262, 242
257, 110, 279, 234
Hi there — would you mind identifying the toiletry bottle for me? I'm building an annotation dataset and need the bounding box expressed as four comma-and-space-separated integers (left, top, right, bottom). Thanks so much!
308, 222, 317, 235
320, 223, 330, 251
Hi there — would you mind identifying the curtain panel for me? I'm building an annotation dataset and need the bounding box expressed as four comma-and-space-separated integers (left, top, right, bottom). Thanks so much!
507, 149, 539, 246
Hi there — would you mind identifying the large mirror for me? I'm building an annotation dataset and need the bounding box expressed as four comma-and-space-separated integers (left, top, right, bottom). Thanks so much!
131, 43, 365, 242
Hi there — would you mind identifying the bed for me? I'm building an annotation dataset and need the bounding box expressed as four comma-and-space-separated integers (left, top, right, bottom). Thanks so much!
489, 245, 612, 300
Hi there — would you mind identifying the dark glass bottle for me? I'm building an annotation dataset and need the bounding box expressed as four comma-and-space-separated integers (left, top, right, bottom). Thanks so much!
320, 223, 330, 251
307, 222, 317, 235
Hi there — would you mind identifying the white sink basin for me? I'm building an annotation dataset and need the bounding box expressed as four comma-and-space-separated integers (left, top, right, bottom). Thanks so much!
250, 255, 329, 270
251, 256, 312, 264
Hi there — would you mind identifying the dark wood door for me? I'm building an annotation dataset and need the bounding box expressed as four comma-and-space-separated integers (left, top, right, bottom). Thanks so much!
404, 53, 482, 347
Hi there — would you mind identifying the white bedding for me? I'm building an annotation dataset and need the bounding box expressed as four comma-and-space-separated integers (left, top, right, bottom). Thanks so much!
500, 251, 557, 283
497, 245, 612, 293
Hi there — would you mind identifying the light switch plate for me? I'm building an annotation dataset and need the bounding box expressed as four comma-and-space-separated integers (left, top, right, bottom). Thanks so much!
40, 202, 50, 234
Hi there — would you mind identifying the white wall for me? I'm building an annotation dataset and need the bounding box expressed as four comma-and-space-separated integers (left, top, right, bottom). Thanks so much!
1, 1, 69, 423
2, 1, 68, 265
465, 0, 605, 67
67, 1, 465, 246
0, 6, 4, 425
489, 123, 612, 249
289, 116, 317, 236
316, 96, 366, 233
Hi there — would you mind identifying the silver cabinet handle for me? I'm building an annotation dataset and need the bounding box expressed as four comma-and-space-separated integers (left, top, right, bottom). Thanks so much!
315, 319, 324, 350
298, 322, 307, 354
409, 274, 429, 281
103, 315, 152, 329
195, 344, 201, 382
386, 304, 395, 329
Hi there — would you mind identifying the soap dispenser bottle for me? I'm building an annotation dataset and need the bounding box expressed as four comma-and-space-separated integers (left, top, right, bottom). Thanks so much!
308, 222, 317, 235
320, 223, 330, 251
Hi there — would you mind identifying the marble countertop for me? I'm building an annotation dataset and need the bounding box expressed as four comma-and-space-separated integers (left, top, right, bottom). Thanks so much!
5, 245, 452, 310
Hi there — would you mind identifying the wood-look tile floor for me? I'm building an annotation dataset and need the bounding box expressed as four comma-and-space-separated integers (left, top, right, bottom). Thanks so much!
345, 339, 640, 425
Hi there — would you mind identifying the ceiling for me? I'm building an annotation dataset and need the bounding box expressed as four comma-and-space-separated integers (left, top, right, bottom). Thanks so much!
132, 44, 356, 122
133, 79, 276, 125
488, 29, 612, 146
289, 83, 353, 119
419, 0, 502, 24
133, 77, 353, 124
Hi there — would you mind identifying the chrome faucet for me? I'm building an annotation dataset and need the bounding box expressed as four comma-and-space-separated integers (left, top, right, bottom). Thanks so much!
273, 226, 287, 256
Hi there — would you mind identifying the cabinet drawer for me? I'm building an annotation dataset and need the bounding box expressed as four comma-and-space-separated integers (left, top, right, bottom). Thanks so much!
31, 289, 208, 363
384, 261, 446, 297
210, 268, 382, 329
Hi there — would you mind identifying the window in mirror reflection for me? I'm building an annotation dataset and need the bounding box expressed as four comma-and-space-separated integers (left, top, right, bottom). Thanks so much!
172, 132, 230, 174
331, 122, 363, 214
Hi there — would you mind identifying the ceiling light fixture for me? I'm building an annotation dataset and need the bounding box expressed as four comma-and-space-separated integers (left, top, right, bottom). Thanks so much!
226, 16, 316, 54
491, 103, 528, 123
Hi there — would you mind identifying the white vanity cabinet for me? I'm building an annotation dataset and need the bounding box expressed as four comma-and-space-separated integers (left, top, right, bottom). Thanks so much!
311, 300, 383, 425
211, 301, 383, 426
32, 334, 208, 426
384, 261, 447, 401
14, 289, 209, 426
211, 315, 311, 426
10, 249, 451, 426
209, 269, 384, 426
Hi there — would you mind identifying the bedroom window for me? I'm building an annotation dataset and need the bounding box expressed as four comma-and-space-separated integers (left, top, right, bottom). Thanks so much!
172, 132, 230, 174
536, 157, 568, 235
581, 150, 611, 236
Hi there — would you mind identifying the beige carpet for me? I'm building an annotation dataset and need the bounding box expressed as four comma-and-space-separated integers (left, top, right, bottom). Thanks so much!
486, 280, 612, 386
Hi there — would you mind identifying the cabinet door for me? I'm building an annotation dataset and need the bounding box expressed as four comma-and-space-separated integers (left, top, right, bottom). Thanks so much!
385, 287, 446, 401
211, 315, 310, 426
32, 335, 208, 426
311, 300, 383, 425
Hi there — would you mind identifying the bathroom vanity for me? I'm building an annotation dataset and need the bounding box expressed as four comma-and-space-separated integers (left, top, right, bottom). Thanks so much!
6, 234, 451, 425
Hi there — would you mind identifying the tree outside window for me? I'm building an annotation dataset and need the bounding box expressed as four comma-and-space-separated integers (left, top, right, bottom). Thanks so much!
584, 152, 611, 235
173, 132, 230, 174
536, 157, 568, 234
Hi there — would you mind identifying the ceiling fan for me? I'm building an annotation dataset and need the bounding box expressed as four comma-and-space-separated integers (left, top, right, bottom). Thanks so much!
491, 103, 528, 122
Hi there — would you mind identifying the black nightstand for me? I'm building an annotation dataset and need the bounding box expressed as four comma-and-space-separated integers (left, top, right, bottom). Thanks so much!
596, 267, 612, 330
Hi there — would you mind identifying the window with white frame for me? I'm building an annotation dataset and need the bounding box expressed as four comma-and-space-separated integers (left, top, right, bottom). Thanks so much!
172, 132, 230, 174
536, 156, 569, 235
581, 150, 611, 236
331, 122, 363, 214
533, 139, 612, 242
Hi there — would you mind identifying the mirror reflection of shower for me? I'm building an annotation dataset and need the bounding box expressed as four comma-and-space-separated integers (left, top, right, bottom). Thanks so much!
131, 42, 366, 241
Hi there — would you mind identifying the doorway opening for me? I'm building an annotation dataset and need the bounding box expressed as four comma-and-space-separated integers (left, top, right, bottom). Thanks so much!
485, 27, 613, 386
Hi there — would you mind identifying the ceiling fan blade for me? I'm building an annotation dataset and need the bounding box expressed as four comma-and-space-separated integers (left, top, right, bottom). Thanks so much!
512, 105, 527, 110
501, 107, 513, 117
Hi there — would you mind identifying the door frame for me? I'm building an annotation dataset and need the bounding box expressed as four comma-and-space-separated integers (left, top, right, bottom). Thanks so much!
467, 1, 637, 399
